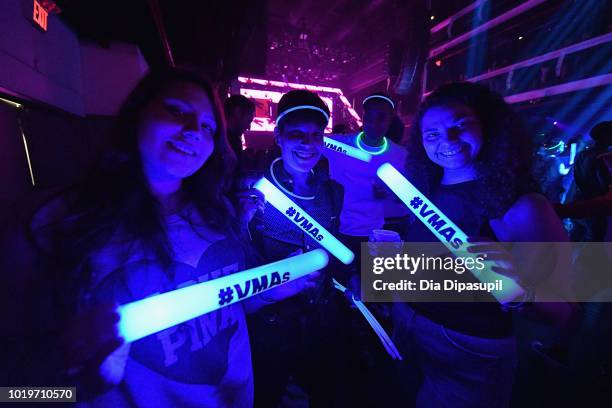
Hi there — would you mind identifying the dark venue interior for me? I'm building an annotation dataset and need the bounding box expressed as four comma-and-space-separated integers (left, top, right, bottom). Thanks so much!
1, 0, 611, 407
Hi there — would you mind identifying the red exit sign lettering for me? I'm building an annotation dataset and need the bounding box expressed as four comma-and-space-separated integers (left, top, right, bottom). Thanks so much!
33, 0, 48, 31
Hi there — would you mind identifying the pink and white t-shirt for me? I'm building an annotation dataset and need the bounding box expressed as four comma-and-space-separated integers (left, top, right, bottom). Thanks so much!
33, 203, 253, 408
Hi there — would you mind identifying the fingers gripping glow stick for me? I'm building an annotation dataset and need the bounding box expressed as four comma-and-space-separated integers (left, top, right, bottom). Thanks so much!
376, 163, 524, 304
324, 136, 372, 162
253, 177, 355, 264
118, 249, 329, 343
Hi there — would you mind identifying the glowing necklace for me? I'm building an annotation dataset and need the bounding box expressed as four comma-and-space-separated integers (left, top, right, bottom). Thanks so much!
269, 158, 315, 200
356, 132, 388, 155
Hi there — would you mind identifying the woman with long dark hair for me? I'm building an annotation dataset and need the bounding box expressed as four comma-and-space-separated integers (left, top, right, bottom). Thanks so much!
7, 70, 313, 407
395, 82, 573, 407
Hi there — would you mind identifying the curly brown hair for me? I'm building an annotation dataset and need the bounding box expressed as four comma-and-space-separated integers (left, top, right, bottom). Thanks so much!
406, 82, 537, 218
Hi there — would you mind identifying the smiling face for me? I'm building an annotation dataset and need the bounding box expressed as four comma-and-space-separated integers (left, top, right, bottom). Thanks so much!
137, 81, 217, 184
276, 120, 324, 174
420, 102, 484, 182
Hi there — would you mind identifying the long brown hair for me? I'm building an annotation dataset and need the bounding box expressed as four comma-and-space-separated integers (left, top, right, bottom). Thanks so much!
30, 69, 238, 309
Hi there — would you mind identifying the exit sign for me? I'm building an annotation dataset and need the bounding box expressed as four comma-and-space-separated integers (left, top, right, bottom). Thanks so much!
33, 0, 49, 31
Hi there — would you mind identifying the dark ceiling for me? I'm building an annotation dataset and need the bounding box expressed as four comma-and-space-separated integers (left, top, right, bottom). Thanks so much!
52, 0, 478, 112
58, 0, 592, 113
54, 0, 469, 81
267, 0, 477, 51
55, 0, 267, 79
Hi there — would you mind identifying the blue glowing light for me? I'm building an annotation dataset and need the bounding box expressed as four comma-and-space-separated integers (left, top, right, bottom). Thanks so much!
558, 163, 571, 176
376, 163, 525, 303
569, 142, 577, 165
333, 279, 402, 360
253, 177, 355, 264
277, 105, 330, 124
544, 141, 565, 151
466, 0, 491, 77
558, 142, 578, 175
362, 94, 395, 109
324, 136, 372, 162
355, 132, 388, 155
118, 249, 329, 343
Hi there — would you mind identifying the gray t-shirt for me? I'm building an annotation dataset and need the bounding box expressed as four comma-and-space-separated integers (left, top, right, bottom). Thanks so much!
33, 203, 253, 408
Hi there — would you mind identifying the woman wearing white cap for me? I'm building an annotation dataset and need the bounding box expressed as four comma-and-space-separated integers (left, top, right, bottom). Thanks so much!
245, 90, 350, 407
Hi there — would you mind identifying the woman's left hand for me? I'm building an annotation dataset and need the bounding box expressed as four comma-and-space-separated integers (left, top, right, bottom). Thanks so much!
263, 271, 321, 302
466, 237, 521, 281
243, 249, 322, 313
260, 249, 321, 302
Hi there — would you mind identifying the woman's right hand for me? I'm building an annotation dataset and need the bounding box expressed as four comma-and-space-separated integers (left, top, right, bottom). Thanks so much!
236, 189, 265, 224
57, 303, 128, 390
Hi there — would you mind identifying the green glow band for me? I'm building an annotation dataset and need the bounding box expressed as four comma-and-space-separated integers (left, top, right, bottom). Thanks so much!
356, 132, 388, 155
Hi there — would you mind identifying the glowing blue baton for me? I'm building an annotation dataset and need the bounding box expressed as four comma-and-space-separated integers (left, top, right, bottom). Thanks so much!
376, 163, 524, 304
253, 177, 355, 264
333, 279, 402, 360
118, 249, 329, 343
324, 136, 372, 162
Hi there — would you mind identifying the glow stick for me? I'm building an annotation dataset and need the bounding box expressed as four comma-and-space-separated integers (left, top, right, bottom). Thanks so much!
355, 302, 401, 360
118, 249, 329, 343
333, 279, 402, 360
253, 177, 355, 264
324, 136, 372, 162
376, 163, 524, 304
569, 143, 577, 165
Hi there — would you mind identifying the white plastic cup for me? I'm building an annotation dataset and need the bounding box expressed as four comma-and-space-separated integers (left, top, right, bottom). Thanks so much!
368, 229, 401, 257
370, 229, 401, 242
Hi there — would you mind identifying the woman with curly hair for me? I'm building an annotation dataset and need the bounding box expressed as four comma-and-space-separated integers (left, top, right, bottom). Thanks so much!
393, 82, 573, 407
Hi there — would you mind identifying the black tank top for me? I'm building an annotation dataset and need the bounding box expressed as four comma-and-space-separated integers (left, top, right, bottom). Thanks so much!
406, 180, 513, 338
